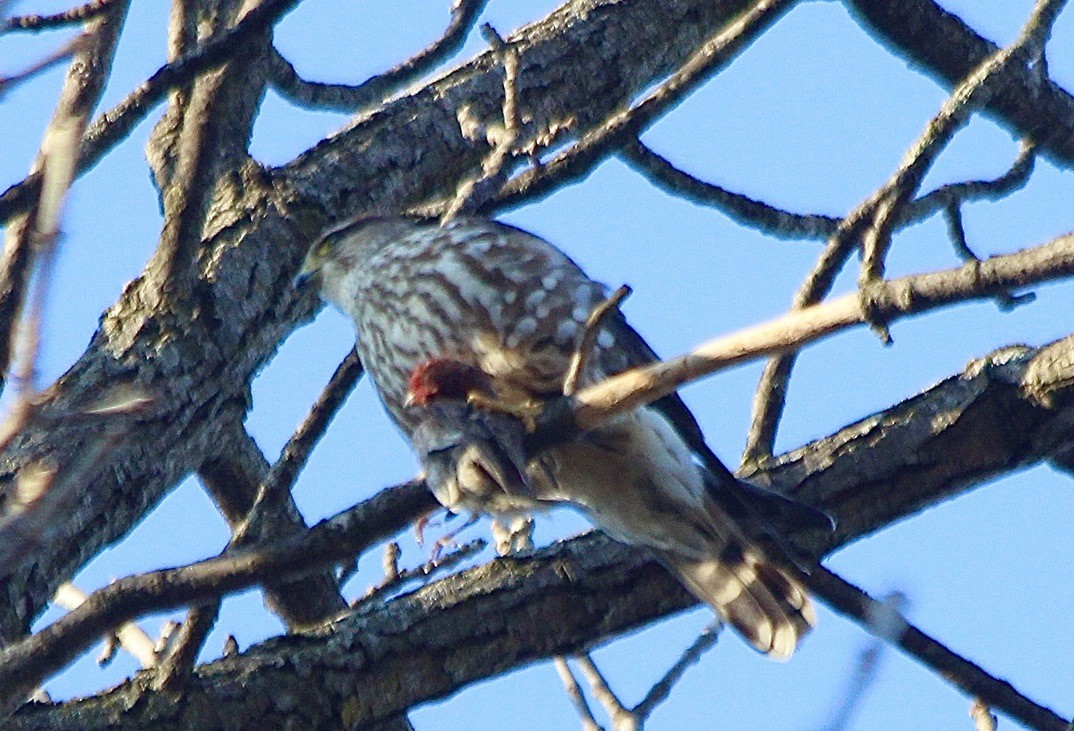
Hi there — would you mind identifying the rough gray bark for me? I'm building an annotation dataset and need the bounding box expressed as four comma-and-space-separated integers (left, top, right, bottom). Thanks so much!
7, 335, 1074, 728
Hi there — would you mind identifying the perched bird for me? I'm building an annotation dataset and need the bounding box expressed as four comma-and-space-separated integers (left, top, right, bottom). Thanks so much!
299, 215, 830, 659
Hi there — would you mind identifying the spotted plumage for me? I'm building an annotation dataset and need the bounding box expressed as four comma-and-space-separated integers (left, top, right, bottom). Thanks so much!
300, 215, 829, 659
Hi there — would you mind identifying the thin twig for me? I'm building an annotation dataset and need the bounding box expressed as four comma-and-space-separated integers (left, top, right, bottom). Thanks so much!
816, 593, 906, 731
441, 23, 522, 222
4, 0, 119, 32
242, 348, 363, 536
622, 141, 840, 240
858, 0, 1066, 292
623, 138, 1036, 244
0, 0, 301, 227
563, 285, 632, 397
554, 657, 605, 731
355, 539, 486, 608
743, 0, 1061, 464
0, 34, 85, 98
267, 0, 489, 112
488, 0, 796, 213
809, 567, 1063, 731
632, 624, 721, 720
575, 655, 636, 731
150, 601, 221, 690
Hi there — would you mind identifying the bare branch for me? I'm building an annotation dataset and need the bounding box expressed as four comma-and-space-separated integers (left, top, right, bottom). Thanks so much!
0, 0, 302, 227
809, 568, 1064, 731
52, 583, 157, 669
563, 285, 632, 397
858, 0, 1068, 292
150, 601, 220, 691
575, 655, 635, 731
845, 0, 1074, 166
744, 0, 1064, 464
815, 593, 906, 731
554, 657, 605, 731
632, 625, 721, 720
441, 23, 523, 222
489, 0, 797, 212
198, 425, 348, 629
241, 348, 363, 536
3, 0, 120, 33
565, 232, 1074, 433
0, 1, 128, 388
267, 0, 489, 112
621, 141, 840, 240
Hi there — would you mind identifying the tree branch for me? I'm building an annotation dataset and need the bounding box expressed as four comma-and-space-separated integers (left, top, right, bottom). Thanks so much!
845, 0, 1074, 167
266, 0, 489, 112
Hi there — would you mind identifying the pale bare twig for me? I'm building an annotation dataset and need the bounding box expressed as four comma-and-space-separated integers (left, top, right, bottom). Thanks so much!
150, 601, 221, 690
563, 232, 1074, 433
355, 539, 486, 608
52, 583, 157, 669
575, 655, 636, 731
554, 657, 605, 731
971, 699, 999, 731
442, 23, 523, 222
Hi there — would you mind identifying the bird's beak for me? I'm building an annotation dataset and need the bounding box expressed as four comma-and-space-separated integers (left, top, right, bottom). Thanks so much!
293, 255, 319, 290
403, 392, 416, 409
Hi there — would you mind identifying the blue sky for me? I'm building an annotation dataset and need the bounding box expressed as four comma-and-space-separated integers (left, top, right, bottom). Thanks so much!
2, 1, 1073, 728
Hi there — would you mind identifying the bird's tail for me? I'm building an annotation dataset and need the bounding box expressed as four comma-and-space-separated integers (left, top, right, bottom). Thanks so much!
651, 540, 814, 661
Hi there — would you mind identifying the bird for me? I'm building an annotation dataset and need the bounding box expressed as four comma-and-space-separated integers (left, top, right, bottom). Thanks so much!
405, 358, 541, 555
298, 214, 831, 659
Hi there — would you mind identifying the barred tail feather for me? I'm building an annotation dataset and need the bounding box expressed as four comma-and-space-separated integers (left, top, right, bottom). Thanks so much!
652, 543, 814, 660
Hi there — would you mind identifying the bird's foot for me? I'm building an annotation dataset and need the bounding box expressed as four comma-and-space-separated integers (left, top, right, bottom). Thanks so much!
466, 391, 543, 432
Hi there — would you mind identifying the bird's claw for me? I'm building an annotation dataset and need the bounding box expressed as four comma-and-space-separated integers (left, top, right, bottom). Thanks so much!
466, 391, 542, 432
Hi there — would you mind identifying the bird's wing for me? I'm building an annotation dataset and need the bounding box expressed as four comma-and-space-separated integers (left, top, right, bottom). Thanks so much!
600, 311, 833, 536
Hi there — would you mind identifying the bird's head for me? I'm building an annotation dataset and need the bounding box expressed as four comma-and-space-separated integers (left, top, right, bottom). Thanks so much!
296, 216, 430, 300
405, 358, 493, 408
